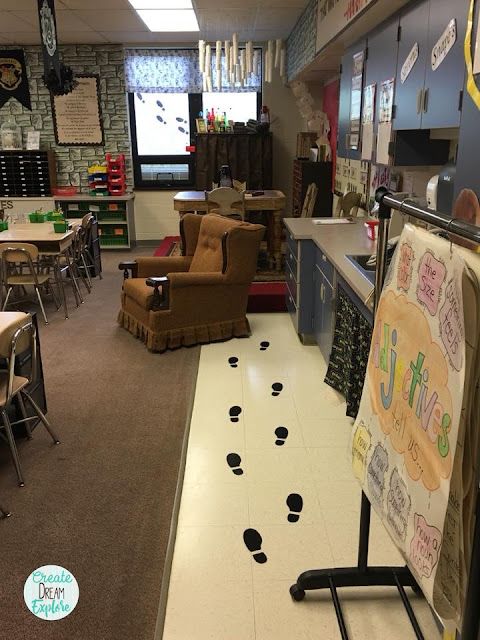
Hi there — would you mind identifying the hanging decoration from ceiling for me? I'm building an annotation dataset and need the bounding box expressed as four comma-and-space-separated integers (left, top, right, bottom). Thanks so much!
0, 49, 32, 110
198, 36, 286, 92
37, 0, 77, 95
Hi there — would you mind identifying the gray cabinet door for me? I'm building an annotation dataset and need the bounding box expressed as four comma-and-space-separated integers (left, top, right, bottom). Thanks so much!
313, 265, 324, 348
422, 0, 468, 129
320, 274, 334, 362
365, 14, 401, 128
394, 0, 430, 130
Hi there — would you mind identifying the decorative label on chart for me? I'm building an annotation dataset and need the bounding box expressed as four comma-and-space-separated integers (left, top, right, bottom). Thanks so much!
350, 223, 466, 614
431, 19, 457, 71
401, 42, 419, 84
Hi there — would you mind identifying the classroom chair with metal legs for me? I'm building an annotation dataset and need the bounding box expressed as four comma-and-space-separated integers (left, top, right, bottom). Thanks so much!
0, 312, 60, 486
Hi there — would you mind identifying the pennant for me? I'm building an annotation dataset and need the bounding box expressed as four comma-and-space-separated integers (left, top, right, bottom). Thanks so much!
37, 0, 61, 84
0, 49, 31, 110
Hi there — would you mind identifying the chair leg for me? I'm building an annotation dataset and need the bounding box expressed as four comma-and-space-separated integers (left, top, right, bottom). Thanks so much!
86, 248, 101, 279
34, 286, 48, 325
80, 254, 92, 291
54, 259, 69, 320
16, 393, 32, 439
1, 409, 25, 487
2, 287, 12, 311
0, 504, 11, 518
65, 254, 83, 306
21, 390, 60, 445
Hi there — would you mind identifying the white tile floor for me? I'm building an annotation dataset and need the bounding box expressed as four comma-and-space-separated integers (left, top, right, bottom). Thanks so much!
162, 313, 442, 640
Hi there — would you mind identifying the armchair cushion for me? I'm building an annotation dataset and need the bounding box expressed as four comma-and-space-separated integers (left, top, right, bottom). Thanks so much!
123, 278, 155, 310
136, 256, 192, 278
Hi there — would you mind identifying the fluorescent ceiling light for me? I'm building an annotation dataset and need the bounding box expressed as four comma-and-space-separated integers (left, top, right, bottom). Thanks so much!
129, 0, 192, 9
137, 9, 199, 31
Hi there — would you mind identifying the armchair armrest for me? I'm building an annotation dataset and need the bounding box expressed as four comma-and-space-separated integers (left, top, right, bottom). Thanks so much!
119, 261, 138, 279
168, 272, 227, 288
146, 276, 170, 311
136, 256, 192, 278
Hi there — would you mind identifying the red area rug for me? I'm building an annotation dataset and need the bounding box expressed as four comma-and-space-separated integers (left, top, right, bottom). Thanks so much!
153, 236, 287, 312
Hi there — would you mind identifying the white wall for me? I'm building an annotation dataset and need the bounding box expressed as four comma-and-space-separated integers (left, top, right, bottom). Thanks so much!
134, 190, 180, 242
263, 72, 307, 216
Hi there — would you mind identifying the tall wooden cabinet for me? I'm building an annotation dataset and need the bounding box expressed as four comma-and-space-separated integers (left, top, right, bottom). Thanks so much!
292, 160, 333, 217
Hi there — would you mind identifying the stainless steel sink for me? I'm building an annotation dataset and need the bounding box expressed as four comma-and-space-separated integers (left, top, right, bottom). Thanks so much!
346, 254, 376, 284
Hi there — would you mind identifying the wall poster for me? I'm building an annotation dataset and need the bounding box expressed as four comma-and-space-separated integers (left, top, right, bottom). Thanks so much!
349, 50, 364, 149
379, 78, 395, 123
351, 224, 467, 624
52, 75, 104, 146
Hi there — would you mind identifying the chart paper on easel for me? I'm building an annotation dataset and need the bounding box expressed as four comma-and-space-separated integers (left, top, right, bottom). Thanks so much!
350, 224, 466, 620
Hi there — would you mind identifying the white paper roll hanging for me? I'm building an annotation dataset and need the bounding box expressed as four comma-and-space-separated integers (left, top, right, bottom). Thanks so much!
232, 33, 238, 68
240, 49, 246, 81
224, 40, 230, 74
253, 49, 260, 76
234, 63, 241, 84
246, 41, 253, 74
215, 41, 222, 70
275, 39, 282, 68
205, 44, 211, 77
202, 73, 208, 92
206, 75, 213, 92
264, 50, 270, 83
267, 41, 274, 81
228, 42, 234, 74
280, 47, 286, 78
198, 40, 205, 73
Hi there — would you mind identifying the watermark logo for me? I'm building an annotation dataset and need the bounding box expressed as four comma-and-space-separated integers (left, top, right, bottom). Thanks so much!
23, 565, 79, 620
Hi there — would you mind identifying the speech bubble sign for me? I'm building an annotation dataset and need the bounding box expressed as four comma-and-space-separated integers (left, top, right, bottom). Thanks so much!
439, 278, 464, 372
416, 250, 446, 316
352, 422, 371, 482
386, 468, 411, 542
367, 443, 389, 506
409, 513, 442, 578
397, 242, 414, 292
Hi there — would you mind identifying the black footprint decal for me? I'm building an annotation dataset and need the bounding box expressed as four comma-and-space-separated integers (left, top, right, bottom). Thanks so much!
260, 341, 270, 351
229, 406, 242, 422
228, 356, 239, 368
287, 493, 303, 522
243, 528, 267, 563
226, 452, 243, 475
275, 426, 288, 445
271, 382, 283, 396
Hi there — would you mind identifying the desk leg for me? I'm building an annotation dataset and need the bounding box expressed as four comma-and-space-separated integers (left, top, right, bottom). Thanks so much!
273, 208, 284, 272
54, 258, 69, 320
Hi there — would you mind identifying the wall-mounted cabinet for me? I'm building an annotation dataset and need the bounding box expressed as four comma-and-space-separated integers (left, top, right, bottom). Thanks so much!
394, 0, 468, 130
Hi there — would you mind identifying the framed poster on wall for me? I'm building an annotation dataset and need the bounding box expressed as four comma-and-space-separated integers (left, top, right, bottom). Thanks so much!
52, 74, 104, 146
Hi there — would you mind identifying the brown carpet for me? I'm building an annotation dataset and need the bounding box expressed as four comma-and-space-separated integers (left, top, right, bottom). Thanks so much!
0, 248, 200, 639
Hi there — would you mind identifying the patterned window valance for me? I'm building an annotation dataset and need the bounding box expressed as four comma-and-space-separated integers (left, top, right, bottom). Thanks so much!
124, 48, 261, 93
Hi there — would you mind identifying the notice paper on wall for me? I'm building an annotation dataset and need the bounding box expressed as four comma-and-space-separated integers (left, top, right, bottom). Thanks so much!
351, 223, 467, 624
361, 122, 374, 161
376, 122, 392, 165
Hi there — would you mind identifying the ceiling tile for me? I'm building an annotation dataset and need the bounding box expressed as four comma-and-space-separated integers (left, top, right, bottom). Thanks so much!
5, 32, 43, 44
75, 9, 147, 30
56, 10, 93, 30
0, 10, 37, 30
58, 30, 108, 43
255, 7, 303, 30
0, 0, 39, 9
194, 0, 258, 7
60, 0, 131, 8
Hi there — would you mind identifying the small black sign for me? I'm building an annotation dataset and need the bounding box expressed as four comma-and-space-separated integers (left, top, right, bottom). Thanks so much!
0, 49, 32, 110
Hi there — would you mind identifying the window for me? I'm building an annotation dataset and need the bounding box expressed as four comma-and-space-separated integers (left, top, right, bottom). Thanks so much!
129, 91, 260, 188
125, 48, 262, 189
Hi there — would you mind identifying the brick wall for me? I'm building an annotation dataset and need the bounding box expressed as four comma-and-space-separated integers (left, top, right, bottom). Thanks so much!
0, 44, 133, 191
286, 0, 318, 82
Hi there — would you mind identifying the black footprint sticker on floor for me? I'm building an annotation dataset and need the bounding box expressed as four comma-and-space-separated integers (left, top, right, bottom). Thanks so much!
260, 341, 270, 351
243, 528, 267, 564
229, 406, 242, 422
287, 493, 303, 522
226, 452, 243, 475
271, 382, 283, 396
228, 356, 239, 368
275, 426, 288, 445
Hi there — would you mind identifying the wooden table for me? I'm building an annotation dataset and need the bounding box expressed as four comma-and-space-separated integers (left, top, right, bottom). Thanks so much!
0, 223, 76, 319
0, 223, 74, 254
173, 190, 286, 271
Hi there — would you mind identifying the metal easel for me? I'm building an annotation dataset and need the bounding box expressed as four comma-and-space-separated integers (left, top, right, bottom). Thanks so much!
289, 187, 480, 640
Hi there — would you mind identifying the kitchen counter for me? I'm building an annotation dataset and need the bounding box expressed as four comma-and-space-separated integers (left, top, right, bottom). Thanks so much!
284, 217, 375, 308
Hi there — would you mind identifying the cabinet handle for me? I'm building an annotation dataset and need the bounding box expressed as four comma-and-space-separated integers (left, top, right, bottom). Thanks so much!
322, 254, 327, 262
416, 88, 423, 114
423, 87, 429, 113
320, 283, 325, 301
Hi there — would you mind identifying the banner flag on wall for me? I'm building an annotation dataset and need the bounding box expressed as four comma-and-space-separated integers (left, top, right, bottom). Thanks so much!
0, 49, 32, 110
37, 0, 61, 84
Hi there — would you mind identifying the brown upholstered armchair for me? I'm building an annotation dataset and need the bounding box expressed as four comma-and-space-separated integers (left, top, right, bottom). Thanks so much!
118, 213, 265, 352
